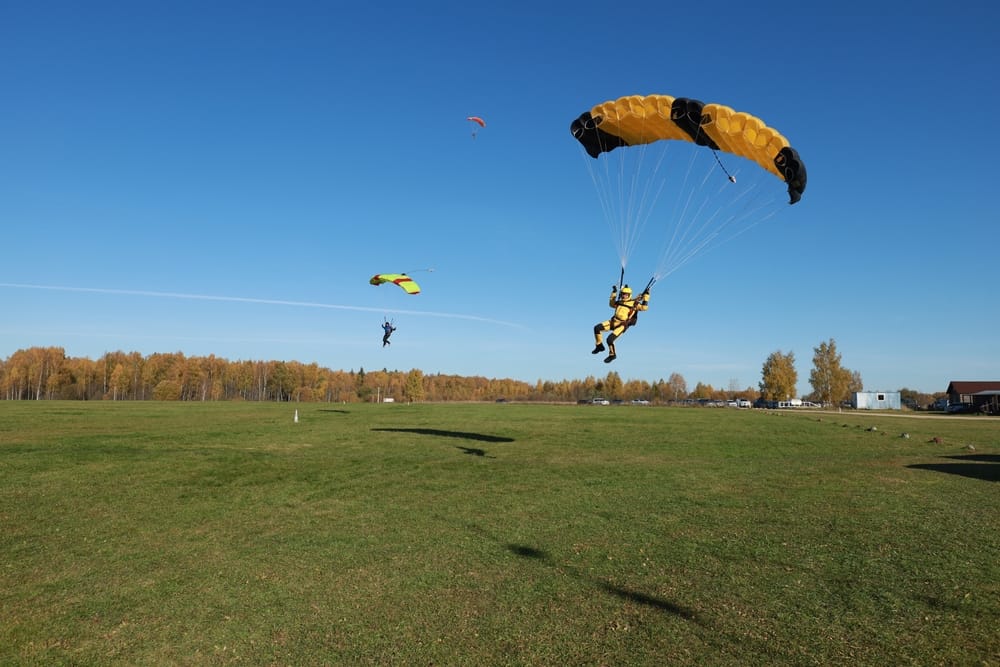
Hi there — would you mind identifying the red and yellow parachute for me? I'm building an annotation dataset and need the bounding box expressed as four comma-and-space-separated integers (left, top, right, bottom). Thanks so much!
369, 273, 420, 295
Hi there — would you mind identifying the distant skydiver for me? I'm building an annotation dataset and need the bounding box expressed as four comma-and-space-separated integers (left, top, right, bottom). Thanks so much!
466, 116, 486, 139
382, 320, 396, 347
592, 284, 649, 363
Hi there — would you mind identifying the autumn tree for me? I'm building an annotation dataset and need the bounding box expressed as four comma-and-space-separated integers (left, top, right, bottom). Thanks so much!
809, 338, 857, 406
760, 350, 797, 402
847, 369, 864, 396
690, 382, 714, 400
404, 369, 425, 402
603, 371, 624, 398
666, 372, 687, 401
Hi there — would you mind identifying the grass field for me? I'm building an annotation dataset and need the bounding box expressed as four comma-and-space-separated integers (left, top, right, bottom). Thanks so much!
2, 401, 998, 666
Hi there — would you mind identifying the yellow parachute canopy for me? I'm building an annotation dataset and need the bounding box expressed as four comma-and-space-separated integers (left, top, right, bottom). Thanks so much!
369, 273, 420, 295
571, 94, 806, 204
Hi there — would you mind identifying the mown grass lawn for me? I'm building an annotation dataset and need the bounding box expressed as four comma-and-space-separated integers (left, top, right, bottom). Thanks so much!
1, 401, 997, 665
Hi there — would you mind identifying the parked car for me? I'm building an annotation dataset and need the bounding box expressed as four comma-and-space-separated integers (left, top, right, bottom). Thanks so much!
631, 399, 650, 405
591, 397, 610, 405
946, 402, 973, 413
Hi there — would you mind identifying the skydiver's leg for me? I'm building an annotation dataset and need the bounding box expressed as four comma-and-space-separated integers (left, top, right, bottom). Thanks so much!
604, 321, 627, 362
592, 321, 609, 354
604, 333, 618, 363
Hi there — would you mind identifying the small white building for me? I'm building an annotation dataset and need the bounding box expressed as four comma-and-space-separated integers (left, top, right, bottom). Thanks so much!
852, 391, 901, 410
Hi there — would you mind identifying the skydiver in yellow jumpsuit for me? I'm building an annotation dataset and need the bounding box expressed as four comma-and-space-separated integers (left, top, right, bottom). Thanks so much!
592, 284, 649, 363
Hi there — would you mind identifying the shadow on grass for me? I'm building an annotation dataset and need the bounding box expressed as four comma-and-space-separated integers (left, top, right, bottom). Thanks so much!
318, 409, 351, 414
944, 453, 1000, 463
908, 454, 999, 482
371, 427, 514, 443
456, 446, 495, 458
504, 542, 701, 624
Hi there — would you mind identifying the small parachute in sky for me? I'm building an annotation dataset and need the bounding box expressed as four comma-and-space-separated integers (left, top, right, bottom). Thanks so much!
466, 116, 485, 139
369, 273, 420, 295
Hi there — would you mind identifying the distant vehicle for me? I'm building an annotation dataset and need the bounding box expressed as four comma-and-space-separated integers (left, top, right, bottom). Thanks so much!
946, 402, 973, 414
736, 399, 751, 408
591, 398, 610, 405
631, 399, 650, 405
495, 398, 506, 403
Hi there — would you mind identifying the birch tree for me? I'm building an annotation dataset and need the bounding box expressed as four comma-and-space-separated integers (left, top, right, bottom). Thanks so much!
760, 350, 797, 402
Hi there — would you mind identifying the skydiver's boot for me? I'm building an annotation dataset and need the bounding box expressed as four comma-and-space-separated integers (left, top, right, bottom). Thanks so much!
591, 343, 605, 354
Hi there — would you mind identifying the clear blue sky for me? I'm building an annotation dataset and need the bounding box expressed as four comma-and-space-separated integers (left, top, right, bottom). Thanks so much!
2, 1, 997, 396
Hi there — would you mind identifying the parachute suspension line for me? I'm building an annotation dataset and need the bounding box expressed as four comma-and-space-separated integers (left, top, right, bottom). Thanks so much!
611, 110, 649, 268
659, 161, 741, 279
580, 113, 673, 271
622, 115, 674, 271
712, 150, 737, 183
627, 139, 671, 265
654, 147, 754, 280
654, 140, 713, 279
580, 147, 627, 269
654, 161, 787, 281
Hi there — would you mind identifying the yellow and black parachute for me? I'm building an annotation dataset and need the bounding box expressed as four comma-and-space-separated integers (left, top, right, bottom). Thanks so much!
571, 94, 806, 204
570, 93, 808, 281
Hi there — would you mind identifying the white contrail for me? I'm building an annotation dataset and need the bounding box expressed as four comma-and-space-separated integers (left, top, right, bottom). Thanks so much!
0, 282, 526, 329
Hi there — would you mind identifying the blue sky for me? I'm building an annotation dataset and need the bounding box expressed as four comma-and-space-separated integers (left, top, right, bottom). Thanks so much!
2, 0, 997, 396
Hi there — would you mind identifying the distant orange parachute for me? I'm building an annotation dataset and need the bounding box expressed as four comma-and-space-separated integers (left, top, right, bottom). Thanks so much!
466, 116, 485, 139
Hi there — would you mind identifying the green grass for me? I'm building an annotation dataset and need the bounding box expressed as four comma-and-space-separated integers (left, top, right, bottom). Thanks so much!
2, 402, 998, 665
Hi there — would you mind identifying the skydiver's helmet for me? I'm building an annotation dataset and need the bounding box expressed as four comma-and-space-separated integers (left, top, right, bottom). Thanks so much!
619, 285, 632, 301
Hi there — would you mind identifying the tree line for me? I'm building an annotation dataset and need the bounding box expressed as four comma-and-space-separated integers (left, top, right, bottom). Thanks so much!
0, 341, 939, 407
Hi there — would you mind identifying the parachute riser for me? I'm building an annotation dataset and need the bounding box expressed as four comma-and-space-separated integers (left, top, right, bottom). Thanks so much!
615, 270, 655, 299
